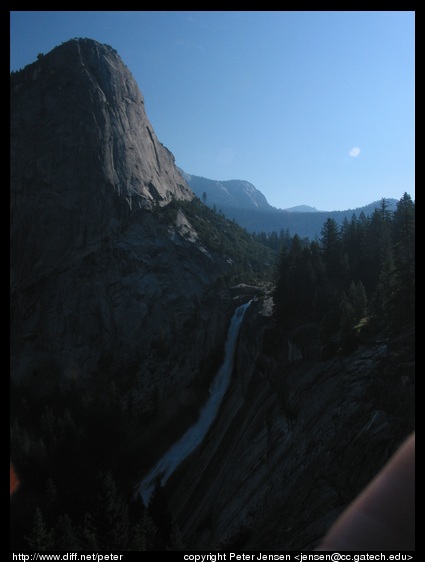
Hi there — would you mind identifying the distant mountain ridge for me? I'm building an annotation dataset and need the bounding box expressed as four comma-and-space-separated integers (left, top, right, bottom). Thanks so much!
178, 169, 273, 211
284, 204, 322, 213
181, 170, 399, 239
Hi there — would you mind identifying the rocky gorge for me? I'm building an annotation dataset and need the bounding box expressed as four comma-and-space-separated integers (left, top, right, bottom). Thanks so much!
10, 38, 414, 551
165, 297, 414, 549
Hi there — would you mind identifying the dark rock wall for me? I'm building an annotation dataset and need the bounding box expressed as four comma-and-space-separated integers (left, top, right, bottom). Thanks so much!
166, 298, 414, 550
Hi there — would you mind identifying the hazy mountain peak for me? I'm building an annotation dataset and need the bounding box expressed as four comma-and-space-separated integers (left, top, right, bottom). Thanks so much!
283, 205, 322, 213
178, 169, 273, 211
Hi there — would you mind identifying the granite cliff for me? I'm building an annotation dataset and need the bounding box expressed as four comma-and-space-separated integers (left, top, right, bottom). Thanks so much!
10, 38, 251, 407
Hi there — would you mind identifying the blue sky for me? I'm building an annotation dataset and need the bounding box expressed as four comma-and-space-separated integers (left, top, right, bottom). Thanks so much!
10, 11, 415, 211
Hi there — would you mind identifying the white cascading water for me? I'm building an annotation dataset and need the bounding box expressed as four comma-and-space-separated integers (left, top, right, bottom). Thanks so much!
137, 300, 251, 505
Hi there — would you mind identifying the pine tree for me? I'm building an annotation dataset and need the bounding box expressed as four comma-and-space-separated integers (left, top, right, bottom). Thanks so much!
95, 471, 130, 550
54, 513, 80, 550
348, 280, 368, 322
129, 510, 158, 551
79, 513, 99, 550
339, 291, 356, 352
364, 205, 393, 293
390, 192, 415, 329
320, 217, 342, 280
372, 247, 397, 321
25, 507, 53, 551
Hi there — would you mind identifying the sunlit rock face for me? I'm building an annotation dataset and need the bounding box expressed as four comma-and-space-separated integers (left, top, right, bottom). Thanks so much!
10, 38, 231, 397
11, 39, 193, 215
10, 38, 193, 291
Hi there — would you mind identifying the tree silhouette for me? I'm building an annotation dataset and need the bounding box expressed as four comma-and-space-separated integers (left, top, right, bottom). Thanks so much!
95, 471, 129, 550
25, 507, 53, 551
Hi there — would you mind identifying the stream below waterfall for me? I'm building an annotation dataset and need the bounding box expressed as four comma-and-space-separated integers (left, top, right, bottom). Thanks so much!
137, 300, 251, 504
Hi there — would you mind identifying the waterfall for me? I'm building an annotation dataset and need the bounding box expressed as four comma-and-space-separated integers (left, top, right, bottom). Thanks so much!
137, 300, 251, 505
